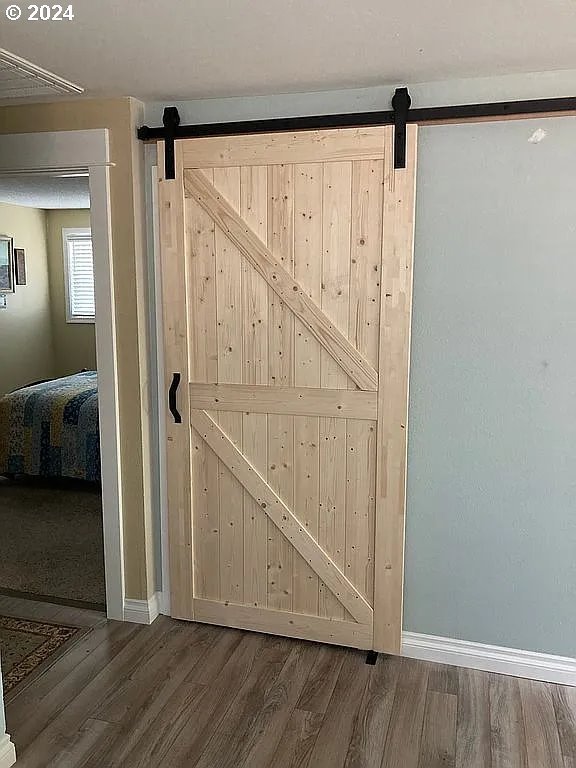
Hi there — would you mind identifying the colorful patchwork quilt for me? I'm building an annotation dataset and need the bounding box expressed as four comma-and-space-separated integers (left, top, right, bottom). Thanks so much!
0, 371, 100, 483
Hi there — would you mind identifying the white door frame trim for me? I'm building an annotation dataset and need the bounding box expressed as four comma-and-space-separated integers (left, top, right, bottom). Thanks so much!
0, 129, 124, 620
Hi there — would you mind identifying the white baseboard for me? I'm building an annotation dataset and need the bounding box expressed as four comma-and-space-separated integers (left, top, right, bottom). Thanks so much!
158, 590, 170, 616
402, 632, 576, 687
0, 734, 16, 768
123, 592, 161, 625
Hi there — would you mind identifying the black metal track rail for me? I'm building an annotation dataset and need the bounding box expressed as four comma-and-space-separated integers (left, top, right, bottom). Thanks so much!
139, 89, 576, 178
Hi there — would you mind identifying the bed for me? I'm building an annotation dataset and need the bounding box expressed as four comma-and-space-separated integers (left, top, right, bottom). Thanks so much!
0, 371, 100, 483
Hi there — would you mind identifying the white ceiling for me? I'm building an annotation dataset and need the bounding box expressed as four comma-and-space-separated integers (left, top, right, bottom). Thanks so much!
2, 0, 576, 102
0, 175, 90, 209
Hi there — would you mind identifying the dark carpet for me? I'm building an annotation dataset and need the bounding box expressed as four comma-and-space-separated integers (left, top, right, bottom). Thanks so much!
0, 476, 106, 609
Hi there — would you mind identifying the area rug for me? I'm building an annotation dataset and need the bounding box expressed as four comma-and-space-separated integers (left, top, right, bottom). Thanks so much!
0, 476, 106, 610
0, 615, 88, 696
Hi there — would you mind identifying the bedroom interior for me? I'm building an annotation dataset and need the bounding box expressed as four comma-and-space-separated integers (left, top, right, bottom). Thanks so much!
0, 175, 105, 643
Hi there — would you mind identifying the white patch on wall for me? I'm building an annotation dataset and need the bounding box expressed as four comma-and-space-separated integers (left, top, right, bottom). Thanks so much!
0, 47, 83, 99
0, 295, 6, 309
528, 127, 548, 144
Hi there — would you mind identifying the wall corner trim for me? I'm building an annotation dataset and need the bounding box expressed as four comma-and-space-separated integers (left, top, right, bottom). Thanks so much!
402, 632, 576, 687
0, 734, 16, 768
123, 593, 161, 625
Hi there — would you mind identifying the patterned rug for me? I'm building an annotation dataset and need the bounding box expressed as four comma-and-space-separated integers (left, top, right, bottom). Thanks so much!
0, 615, 88, 696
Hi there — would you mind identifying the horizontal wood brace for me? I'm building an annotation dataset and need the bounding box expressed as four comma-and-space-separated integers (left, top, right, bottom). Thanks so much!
189, 383, 377, 420
193, 599, 372, 650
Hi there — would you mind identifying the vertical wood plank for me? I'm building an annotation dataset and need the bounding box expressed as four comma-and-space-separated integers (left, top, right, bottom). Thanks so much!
455, 667, 491, 768
552, 684, 576, 767
269, 709, 324, 768
349, 159, 384, 370
344, 160, 383, 609
293, 163, 322, 616
319, 161, 352, 619
213, 167, 244, 605
373, 125, 418, 652
519, 678, 564, 768
241, 165, 269, 608
490, 674, 527, 768
187, 169, 220, 603
345, 419, 376, 602
381, 659, 429, 768
267, 163, 295, 611
157, 142, 193, 619
344, 655, 401, 768
306, 650, 371, 768
418, 690, 457, 768
191, 434, 220, 600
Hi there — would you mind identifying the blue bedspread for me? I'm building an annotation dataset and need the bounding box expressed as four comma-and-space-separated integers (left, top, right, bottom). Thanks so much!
0, 371, 100, 483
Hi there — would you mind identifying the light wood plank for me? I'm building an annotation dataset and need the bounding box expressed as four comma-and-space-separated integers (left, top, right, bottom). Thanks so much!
373, 124, 418, 652
267, 163, 295, 613
190, 408, 373, 625
191, 431, 220, 600
345, 419, 376, 602
157, 142, 194, 620
193, 599, 372, 649
319, 161, 352, 620
187, 168, 220, 607
213, 166, 244, 605
318, 414, 347, 620
184, 168, 378, 391
240, 164, 269, 609
181, 127, 389, 168
189, 383, 378, 419
349, 159, 384, 370
292, 162, 322, 619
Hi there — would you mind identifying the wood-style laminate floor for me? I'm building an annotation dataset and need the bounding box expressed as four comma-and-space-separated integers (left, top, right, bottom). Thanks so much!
2, 597, 575, 768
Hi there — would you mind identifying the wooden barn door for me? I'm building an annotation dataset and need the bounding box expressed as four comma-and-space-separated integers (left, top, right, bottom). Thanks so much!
158, 126, 417, 653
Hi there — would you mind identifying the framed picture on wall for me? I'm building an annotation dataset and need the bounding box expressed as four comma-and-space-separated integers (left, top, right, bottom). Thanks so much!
14, 248, 26, 285
0, 235, 14, 293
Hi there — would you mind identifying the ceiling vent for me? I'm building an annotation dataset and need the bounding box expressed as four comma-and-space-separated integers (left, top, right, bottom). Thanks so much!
0, 47, 83, 99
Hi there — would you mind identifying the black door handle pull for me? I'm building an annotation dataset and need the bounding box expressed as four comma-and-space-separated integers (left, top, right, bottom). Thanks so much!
169, 373, 182, 423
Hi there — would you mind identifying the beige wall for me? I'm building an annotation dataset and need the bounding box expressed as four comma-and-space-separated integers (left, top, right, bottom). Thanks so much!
0, 203, 55, 394
46, 209, 97, 376
0, 98, 154, 600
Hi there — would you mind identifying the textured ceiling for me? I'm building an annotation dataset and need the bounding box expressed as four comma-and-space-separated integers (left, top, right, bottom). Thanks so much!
1, 0, 576, 101
0, 175, 90, 209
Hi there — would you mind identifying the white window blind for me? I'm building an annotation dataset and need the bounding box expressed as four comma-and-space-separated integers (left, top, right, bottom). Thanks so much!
63, 228, 95, 322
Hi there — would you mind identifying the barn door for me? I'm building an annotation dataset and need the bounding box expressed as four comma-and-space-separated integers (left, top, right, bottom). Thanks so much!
158, 126, 417, 653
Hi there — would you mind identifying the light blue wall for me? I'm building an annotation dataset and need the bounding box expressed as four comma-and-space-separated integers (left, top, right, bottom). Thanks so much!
145, 70, 576, 657
404, 117, 576, 657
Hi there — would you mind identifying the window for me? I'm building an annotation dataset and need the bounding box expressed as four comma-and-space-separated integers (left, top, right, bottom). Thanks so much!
63, 228, 95, 323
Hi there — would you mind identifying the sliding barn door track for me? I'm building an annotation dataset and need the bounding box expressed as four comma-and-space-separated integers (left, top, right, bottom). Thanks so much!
138, 87, 576, 178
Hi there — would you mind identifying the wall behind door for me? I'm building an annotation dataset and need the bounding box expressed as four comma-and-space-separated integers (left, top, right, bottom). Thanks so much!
0, 202, 55, 394
46, 208, 97, 376
405, 116, 576, 658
